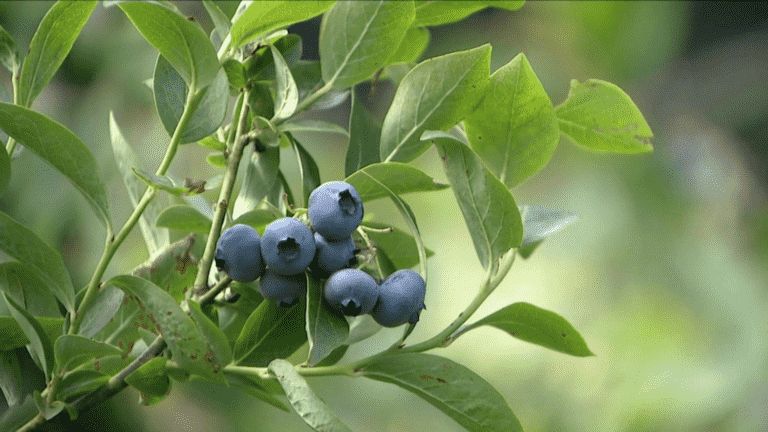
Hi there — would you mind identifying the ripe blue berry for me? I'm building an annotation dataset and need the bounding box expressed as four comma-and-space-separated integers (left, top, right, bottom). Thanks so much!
258, 269, 306, 307
370, 270, 426, 327
324, 269, 378, 316
260, 217, 316, 275
308, 181, 364, 241
311, 233, 358, 277
214, 224, 265, 282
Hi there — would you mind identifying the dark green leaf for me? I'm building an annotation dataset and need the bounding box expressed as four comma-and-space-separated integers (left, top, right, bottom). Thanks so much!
223, 368, 289, 411
291, 60, 350, 111
388, 26, 429, 64
346, 162, 448, 202
77, 285, 124, 339
247, 82, 275, 119
155, 205, 212, 234
270, 44, 299, 121
459, 302, 594, 356
234, 146, 281, 218
433, 137, 522, 270
2, 293, 54, 381
555, 79, 654, 153
0, 316, 63, 351
0, 103, 111, 229
289, 135, 321, 207
105, 275, 224, 383
0, 24, 19, 72
279, 119, 348, 137
57, 370, 109, 401
53, 335, 121, 373
380, 44, 491, 163
230, 1, 333, 47
188, 301, 233, 368
320, 1, 415, 89
464, 53, 560, 189
244, 34, 303, 81
0, 210, 75, 313
363, 222, 435, 271
305, 276, 348, 367
119, 2, 219, 89
345, 88, 381, 177
17, 1, 97, 107
518, 205, 578, 259
0, 146, 9, 194
153, 54, 229, 144
125, 357, 170, 397
0, 394, 37, 431
268, 359, 354, 432
233, 297, 307, 367
110, 112, 169, 256
131, 233, 204, 303
358, 353, 522, 432
222, 58, 247, 89
0, 261, 62, 318
314, 345, 348, 367
412, 1, 524, 27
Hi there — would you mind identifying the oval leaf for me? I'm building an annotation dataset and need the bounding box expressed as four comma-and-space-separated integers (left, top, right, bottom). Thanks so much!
380, 44, 491, 163
458, 302, 594, 356
188, 301, 233, 368
125, 357, 170, 397
233, 297, 307, 367
2, 293, 55, 381
555, 79, 654, 153
305, 276, 349, 367
0, 103, 111, 229
464, 53, 560, 189
320, 1, 414, 89
105, 275, 224, 383
268, 358, 354, 432
345, 88, 382, 177
155, 205, 212, 234
130, 233, 204, 304
291, 60, 350, 111
77, 285, 124, 339
279, 119, 349, 137
57, 369, 109, 401
17, 1, 97, 107
0, 210, 75, 313
346, 162, 448, 202
518, 205, 578, 259
53, 335, 122, 373
230, 1, 333, 48
357, 353, 522, 432
119, 2, 219, 89
433, 137, 522, 270
110, 112, 170, 256
270, 44, 299, 122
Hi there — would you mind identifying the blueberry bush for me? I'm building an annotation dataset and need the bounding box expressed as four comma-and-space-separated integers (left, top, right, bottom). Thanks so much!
0, 1, 654, 431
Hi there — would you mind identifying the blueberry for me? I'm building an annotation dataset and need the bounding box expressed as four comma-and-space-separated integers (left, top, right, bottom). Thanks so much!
214, 224, 265, 282
311, 233, 358, 277
370, 270, 426, 327
308, 181, 364, 241
260, 217, 316, 275
258, 269, 307, 307
323, 269, 378, 316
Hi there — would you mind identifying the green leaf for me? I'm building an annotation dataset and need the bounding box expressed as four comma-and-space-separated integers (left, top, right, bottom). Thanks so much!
153, 54, 229, 144
464, 53, 560, 189
188, 301, 233, 368
222, 58, 247, 89
518, 205, 578, 259
320, 1, 415, 89
105, 275, 224, 383
132, 168, 221, 197
155, 205, 212, 234
234, 146, 281, 219
458, 302, 594, 356
278, 119, 348, 137
2, 293, 55, 381
357, 353, 522, 432
345, 88, 381, 177
206, 153, 227, 168
0, 350, 25, 406
314, 345, 348, 367
0, 261, 62, 318
202, 0, 231, 45
0, 146, 9, 194
433, 136, 522, 270
53, 335, 121, 373
412, 1, 524, 27
230, 1, 333, 48
131, 233, 204, 304
0, 394, 37, 431
17, 1, 97, 107
197, 136, 227, 151
77, 285, 124, 339
0, 24, 19, 73
33, 389, 64, 420
57, 369, 109, 401
0, 103, 111, 229
244, 34, 303, 81
388, 26, 429, 64
125, 357, 170, 398
110, 112, 169, 256
268, 359, 354, 432
555, 78, 654, 153
0, 317, 64, 351
305, 276, 349, 367
253, 116, 281, 148
346, 162, 448, 202
380, 44, 491, 163
362, 222, 435, 271
233, 297, 307, 367
223, 368, 289, 411
270, 44, 299, 122
0, 210, 75, 313
289, 135, 321, 207
291, 60, 350, 111
232, 207, 282, 236
119, 1, 219, 89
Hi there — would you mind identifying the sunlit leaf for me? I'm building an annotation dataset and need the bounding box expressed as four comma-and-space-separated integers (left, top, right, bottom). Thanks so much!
155, 205, 212, 234
230, 1, 333, 47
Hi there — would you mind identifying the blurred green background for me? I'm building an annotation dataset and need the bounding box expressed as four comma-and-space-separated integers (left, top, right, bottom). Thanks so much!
2, 1, 768, 431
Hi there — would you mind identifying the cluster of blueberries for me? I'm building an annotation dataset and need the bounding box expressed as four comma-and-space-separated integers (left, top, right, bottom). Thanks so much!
214, 181, 426, 327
